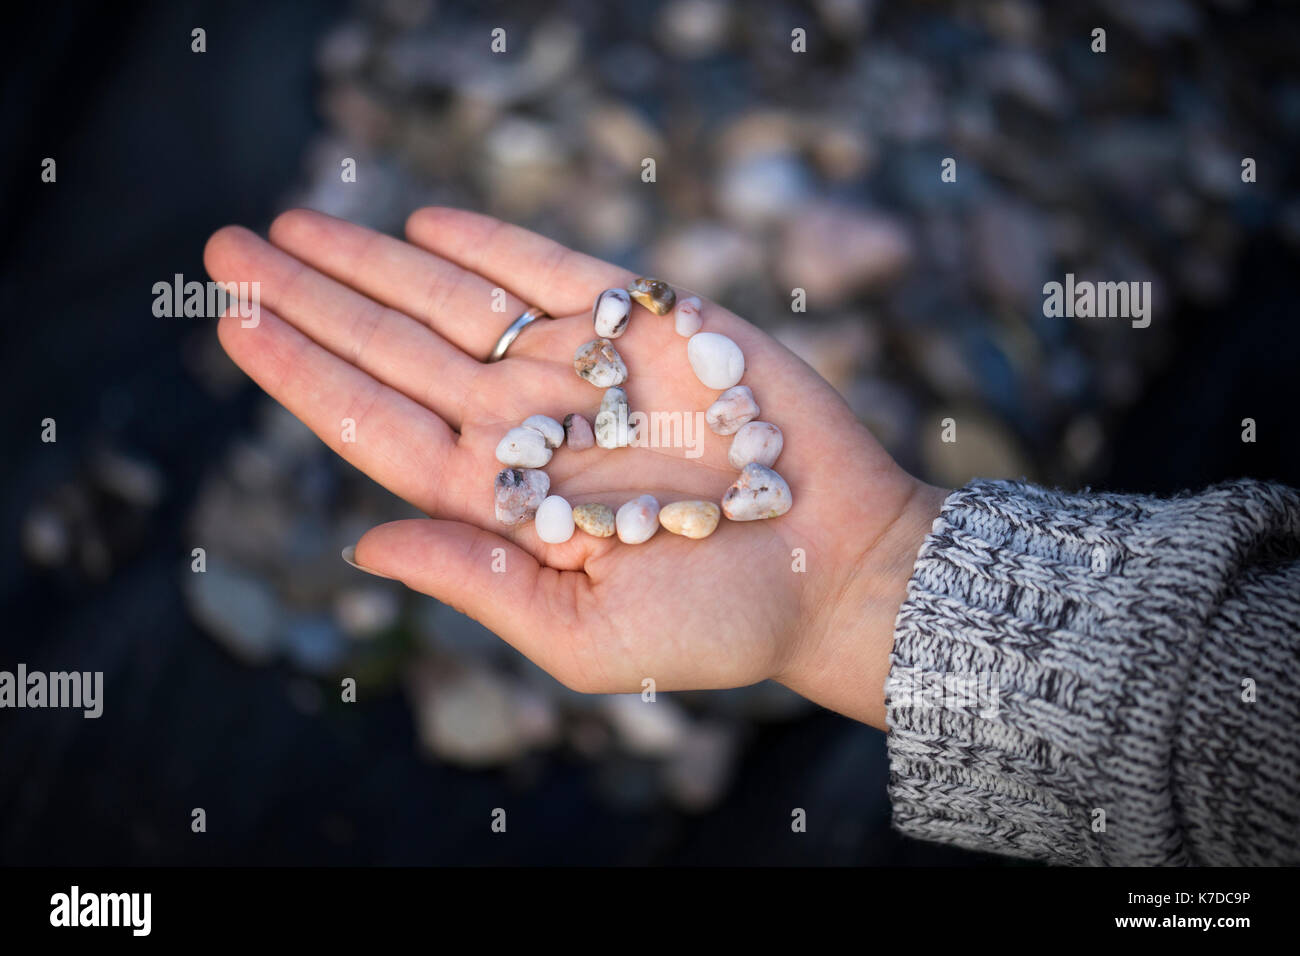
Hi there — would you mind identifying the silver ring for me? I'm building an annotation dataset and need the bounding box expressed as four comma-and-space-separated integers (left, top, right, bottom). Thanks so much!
487, 306, 550, 362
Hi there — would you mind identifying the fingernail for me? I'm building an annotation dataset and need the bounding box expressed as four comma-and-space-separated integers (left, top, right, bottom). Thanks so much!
341, 545, 397, 580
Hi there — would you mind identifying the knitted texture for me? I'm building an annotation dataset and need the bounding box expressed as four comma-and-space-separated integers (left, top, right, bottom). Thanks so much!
885, 478, 1300, 866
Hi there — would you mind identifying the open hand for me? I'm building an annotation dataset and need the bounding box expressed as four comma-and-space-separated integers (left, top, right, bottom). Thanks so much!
205, 209, 946, 728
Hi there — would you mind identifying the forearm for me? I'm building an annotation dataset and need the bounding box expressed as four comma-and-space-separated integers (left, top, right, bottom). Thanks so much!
881, 477, 1300, 865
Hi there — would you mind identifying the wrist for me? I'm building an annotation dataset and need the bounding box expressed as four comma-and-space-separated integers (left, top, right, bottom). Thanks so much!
779, 477, 949, 730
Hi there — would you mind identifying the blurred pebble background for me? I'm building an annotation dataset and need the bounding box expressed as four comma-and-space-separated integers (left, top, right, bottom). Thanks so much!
3, 0, 1298, 863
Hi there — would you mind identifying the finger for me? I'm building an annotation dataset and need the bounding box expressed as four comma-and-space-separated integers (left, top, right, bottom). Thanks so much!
267, 208, 530, 360
354, 518, 591, 682
205, 224, 480, 430
215, 305, 480, 524
405, 207, 634, 319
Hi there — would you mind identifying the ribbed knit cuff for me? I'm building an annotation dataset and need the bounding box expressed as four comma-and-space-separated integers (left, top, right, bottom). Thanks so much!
883, 477, 1300, 865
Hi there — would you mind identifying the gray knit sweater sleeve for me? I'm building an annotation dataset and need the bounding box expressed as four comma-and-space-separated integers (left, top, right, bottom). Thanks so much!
884, 478, 1300, 866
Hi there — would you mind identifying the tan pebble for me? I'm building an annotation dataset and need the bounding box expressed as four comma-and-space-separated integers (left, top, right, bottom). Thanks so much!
572, 503, 616, 538
658, 500, 721, 539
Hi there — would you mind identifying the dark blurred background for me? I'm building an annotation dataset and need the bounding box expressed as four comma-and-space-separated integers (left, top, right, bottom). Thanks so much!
2, 0, 1297, 865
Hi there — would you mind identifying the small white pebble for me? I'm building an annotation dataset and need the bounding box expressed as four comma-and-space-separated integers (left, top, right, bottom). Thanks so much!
595, 386, 636, 449
494, 468, 550, 526
728, 421, 783, 469
687, 332, 745, 390
721, 464, 792, 521
616, 495, 660, 544
574, 338, 628, 388
496, 426, 553, 468
706, 385, 760, 435
593, 288, 632, 338
535, 495, 576, 544
674, 295, 703, 337
521, 415, 565, 449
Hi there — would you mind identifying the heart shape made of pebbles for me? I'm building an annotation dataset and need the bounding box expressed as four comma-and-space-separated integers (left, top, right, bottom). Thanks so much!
493, 278, 792, 545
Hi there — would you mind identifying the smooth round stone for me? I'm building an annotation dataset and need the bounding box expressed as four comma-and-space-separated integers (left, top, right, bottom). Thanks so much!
593, 288, 632, 338
563, 413, 595, 450
496, 426, 553, 468
522, 414, 564, 449
495, 468, 550, 526
627, 277, 676, 315
595, 386, 636, 449
728, 421, 783, 469
706, 385, 760, 435
687, 332, 745, 389
573, 502, 616, 537
535, 495, 575, 544
574, 338, 628, 388
616, 495, 660, 544
721, 463, 792, 521
674, 295, 703, 337
659, 500, 721, 539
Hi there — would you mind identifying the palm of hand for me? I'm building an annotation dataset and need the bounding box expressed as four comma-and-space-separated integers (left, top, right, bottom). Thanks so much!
206, 208, 920, 701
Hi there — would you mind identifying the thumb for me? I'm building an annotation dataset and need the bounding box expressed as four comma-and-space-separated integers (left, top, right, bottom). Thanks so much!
346, 518, 568, 665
